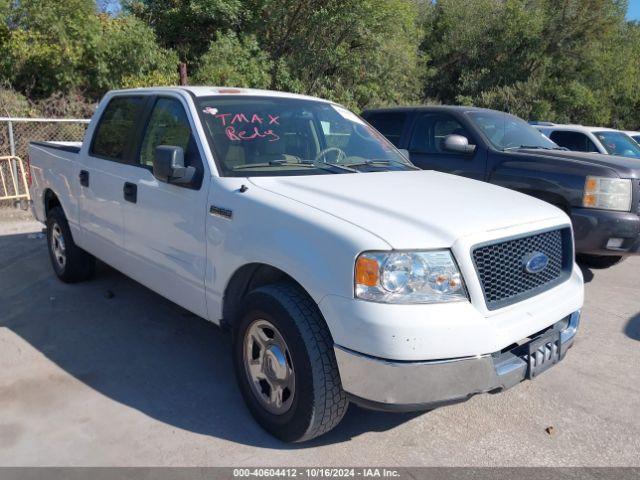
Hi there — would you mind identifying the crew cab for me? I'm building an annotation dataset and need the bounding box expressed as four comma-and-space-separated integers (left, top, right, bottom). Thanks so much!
29, 88, 583, 442
363, 106, 640, 269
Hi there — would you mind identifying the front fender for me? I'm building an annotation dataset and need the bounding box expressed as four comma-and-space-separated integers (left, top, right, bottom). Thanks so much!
204, 177, 390, 322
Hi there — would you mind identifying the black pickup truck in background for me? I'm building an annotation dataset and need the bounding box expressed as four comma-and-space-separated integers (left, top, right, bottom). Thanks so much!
362, 106, 640, 268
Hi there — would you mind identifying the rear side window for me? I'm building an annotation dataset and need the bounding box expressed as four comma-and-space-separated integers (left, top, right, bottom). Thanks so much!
365, 112, 407, 147
550, 131, 598, 152
91, 96, 144, 161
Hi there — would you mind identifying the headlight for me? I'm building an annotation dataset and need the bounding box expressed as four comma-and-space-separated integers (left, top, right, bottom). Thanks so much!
583, 176, 632, 212
355, 250, 468, 304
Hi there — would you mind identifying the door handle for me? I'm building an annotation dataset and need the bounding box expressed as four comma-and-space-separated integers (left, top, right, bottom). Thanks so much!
123, 182, 137, 203
79, 170, 89, 187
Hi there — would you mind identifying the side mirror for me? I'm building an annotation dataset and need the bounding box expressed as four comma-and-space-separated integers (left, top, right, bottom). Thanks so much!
153, 145, 195, 186
398, 149, 410, 160
443, 134, 476, 154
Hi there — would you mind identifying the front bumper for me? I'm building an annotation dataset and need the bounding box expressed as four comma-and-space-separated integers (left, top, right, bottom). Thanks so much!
335, 311, 580, 411
571, 208, 640, 256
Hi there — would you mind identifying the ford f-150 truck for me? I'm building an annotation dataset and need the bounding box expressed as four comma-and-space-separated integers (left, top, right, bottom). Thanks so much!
363, 106, 640, 269
29, 87, 583, 442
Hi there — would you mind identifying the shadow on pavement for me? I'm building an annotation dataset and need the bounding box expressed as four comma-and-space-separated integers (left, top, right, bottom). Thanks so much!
0, 232, 422, 449
624, 314, 640, 341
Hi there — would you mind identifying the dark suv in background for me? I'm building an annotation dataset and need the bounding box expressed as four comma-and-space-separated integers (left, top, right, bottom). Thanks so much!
363, 106, 640, 268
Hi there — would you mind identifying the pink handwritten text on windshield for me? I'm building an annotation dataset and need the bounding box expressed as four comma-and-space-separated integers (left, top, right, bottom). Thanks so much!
205, 110, 281, 142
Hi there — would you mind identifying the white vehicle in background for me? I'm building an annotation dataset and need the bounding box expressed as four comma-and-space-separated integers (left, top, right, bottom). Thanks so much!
28, 87, 583, 442
535, 124, 640, 159
623, 130, 640, 144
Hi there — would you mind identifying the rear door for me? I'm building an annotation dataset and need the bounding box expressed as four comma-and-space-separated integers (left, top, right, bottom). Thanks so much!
363, 111, 409, 147
79, 95, 144, 267
121, 95, 210, 318
407, 113, 486, 180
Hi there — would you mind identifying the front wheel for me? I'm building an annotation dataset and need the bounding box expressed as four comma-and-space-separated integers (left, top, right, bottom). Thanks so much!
577, 254, 625, 269
233, 283, 348, 442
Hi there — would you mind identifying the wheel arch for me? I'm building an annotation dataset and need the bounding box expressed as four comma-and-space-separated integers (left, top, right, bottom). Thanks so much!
222, 263, 315, 329
43, 188, 62, 217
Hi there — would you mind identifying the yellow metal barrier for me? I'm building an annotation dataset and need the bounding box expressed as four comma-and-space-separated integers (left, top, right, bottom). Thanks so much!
0, 156, 30, 202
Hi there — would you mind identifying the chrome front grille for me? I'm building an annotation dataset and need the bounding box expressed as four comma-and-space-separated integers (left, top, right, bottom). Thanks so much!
472, 228, 573, 310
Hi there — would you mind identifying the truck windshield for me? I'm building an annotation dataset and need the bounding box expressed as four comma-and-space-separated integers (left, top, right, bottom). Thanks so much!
196, 96, 416, 177
594, 131, 640, 158
467, 111, 560, 151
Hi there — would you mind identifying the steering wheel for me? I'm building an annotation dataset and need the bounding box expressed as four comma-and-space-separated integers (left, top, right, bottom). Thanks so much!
315, 147, 347, 164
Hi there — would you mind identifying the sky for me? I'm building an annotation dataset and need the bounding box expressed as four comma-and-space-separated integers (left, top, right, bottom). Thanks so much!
98, 0, 121, 15
628, 0, 640, 20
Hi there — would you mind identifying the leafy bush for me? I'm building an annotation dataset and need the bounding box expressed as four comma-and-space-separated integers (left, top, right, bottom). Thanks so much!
0, 87, 37, 117
191, 33, 272, 88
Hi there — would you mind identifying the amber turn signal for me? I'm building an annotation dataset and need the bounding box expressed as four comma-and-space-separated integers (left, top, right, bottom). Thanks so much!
355, 256, 379, 287
585, 177, 598, 193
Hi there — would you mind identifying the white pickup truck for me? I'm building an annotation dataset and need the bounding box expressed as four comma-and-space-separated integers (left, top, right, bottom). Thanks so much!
29, 87, 584, 442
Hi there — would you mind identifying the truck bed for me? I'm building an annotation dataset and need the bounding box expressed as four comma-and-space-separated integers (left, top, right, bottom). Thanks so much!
28, 140, 84, 230
29, 141, 82, 154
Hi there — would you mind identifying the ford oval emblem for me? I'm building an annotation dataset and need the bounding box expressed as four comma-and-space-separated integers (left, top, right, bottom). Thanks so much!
523, 251, 549, 274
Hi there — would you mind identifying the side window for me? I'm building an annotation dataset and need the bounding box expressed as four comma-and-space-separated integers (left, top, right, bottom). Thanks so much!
91, 96, 143, 162
365, 113, 407, 147
140, 98, 192, 166
410, 114, 471, 153
550, 131, 598, 152
432, 117, 470, 153
139, 98, 204, 188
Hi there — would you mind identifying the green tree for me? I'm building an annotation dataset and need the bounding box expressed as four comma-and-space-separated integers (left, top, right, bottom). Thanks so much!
127, 0, 242, 79
191, 33, 272, 88
1, 0, 101, 98
243, 0, 423, 110
87, 14, 179, 94
420, 0, 633, 126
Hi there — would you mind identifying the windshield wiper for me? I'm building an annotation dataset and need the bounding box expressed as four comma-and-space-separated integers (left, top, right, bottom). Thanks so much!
232, 160, 314, 170
503, 145, 551, 151
304, 161, 359, 173
232, 159, 356, 174
503, 145, 568, 152
342, 159, 420, 170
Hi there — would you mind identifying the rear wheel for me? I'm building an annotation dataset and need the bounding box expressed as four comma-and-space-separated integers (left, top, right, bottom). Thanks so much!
46, 207, 95, 283
233, 282, 348, 442
577, 254, 625, 269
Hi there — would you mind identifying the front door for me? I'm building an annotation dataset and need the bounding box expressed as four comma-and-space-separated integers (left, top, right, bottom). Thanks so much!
407, 113, 486, 180
121, 96, 210, 318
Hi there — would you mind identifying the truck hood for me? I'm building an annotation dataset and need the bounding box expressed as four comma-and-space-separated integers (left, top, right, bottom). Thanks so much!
516, 149, 640, 179
249, 170, 567, 249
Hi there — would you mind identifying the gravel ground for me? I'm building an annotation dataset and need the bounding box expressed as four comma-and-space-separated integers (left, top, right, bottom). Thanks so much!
0, 208, 638, 466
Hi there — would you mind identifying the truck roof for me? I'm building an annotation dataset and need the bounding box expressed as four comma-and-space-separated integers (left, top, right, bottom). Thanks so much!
533, 124, 621, 134
362, 105, 501, 115
107, 86, 334, 104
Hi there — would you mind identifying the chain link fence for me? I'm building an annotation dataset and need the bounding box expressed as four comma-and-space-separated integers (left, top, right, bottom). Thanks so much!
0, 117, 90, 207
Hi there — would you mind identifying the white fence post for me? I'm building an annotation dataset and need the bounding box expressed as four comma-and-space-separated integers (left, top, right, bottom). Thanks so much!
8, 120, 18, 191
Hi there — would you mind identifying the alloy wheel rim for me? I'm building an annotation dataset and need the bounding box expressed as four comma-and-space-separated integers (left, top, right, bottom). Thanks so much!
51, 223, 67, 269
243, 319, 295, 415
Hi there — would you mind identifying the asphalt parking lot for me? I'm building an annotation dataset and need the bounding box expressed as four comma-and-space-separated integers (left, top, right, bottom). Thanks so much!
0, 208, 639, 467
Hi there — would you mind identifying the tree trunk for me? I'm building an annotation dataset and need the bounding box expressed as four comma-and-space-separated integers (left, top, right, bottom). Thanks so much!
178, 62, 188, 86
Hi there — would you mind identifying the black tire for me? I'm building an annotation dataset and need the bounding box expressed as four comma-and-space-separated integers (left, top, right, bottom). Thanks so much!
233, 282, 348, 442
577, 254, 625, 269
46, 206, 95, 283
